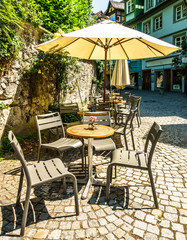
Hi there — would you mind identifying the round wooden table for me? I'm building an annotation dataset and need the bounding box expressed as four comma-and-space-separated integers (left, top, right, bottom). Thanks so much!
111, 92, 120, 95
66, 124, 114, 199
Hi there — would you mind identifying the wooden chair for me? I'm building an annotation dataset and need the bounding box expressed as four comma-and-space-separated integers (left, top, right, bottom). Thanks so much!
35, 112, 84, 168
8, 131, 79, 236
106, 122, 162, 208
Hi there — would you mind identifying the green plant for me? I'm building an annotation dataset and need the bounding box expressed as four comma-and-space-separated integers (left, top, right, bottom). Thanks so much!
35, 0, 94, 33
22, 48, 81, 104
0, 134, 24, 156
172, 37, 187, 78
48, 104, 81, 123
93, 60, 104, 91
0, 102, 9, 110
0, 0, 42, 74
61, 113, 81, 123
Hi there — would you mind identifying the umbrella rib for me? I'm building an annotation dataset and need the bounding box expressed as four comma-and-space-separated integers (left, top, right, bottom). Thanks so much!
116, 38, 129, 60
51, 38, 81, 54
82, 37, 104, 48
137, 38, 166, 56
110, 38, 132, 48
88, 40, 97, 59
97, 39, 105, 48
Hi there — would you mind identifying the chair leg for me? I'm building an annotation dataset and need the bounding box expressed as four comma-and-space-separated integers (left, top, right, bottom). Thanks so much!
62, 177, 66, 194
71, 175, 79, 216
138, 109, 141, 124
148, 169, 159, 208
83, 145, 87, 177
136, 113, 140, 127
131, 130, 135, 150
20, 186, 31, 236
106, 164, 113, 202
80, 146, 84, 171
124, 134, 128, 150
110, 152, 117, 179
16, 169, 24, 205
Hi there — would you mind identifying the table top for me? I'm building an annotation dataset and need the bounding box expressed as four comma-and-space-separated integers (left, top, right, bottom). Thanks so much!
66, 124, 114, 139
111, 92, 120, 95
77, 111, 108, 116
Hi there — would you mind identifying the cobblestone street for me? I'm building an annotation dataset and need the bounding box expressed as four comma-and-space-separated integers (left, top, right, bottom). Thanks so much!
0, 91, 187, 240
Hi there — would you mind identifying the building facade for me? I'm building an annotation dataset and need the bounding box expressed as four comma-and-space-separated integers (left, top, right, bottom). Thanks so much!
124, 0, 187, 92
104, 0, 125, 24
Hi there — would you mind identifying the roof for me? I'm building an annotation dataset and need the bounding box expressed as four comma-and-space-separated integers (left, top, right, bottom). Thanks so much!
95, 11, 103, 17
110, 0, 124, 10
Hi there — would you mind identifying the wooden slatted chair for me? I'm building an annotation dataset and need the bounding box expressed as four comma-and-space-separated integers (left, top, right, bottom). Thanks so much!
106, 122, 162, 208
8, 131, 79, 236
35, 112, 84, 168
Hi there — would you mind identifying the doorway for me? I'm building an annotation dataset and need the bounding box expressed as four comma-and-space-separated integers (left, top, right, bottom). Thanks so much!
142, 70, 151, 90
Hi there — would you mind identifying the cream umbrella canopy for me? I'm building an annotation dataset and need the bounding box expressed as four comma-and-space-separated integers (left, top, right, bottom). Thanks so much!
111, 60, 130, 91
36, 20, 180, 101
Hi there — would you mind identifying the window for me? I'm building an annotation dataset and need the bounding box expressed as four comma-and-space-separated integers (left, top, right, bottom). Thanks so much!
146, 0, 153, 10
175, 4, 186, 21
126, 0, 134, 14
154, 15, 162, 31
143, 21, 151, 34
116, 15, 121, 22
174, 35, 186, 48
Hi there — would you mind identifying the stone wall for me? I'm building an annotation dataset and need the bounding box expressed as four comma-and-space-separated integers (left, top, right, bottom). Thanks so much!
0, 24, 96, 140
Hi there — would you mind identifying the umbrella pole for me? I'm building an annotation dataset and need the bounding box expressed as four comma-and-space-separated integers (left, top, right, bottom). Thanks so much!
104, 49, 107, 102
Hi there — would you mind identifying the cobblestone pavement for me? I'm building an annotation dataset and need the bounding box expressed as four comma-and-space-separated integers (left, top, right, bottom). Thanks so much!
0, 91, 187, 240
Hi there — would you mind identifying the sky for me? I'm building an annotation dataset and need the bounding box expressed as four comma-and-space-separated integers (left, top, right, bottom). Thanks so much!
92, 0, 122, 13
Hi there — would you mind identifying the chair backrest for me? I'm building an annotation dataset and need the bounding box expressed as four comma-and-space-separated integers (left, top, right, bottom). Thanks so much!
125, 95, 132, 107
36, 112, 65, 145
144, 122, 162, 167
116, 109, 136, 131
123, 92, 131, 100
83, 111, 111, 126
60, 103, 79, 114
8, 131, 31, 186
96, 102, 111, 111
131, 96, 141, 109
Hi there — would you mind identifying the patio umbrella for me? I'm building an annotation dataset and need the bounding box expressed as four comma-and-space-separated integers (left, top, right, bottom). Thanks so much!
111, 60, 130, 91
36, 20, 180, 101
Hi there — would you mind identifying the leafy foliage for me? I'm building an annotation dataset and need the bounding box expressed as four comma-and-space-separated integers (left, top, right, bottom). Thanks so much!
0, 0, 22, 72
92, 60, 104, 90
35, 0, 94, 33
22, 46, 81, 104
0, 102, 9, 110
172, 37, 187, 77
0, 0, 95, 76
12, 0, 42, 26
0, 135, 24, 156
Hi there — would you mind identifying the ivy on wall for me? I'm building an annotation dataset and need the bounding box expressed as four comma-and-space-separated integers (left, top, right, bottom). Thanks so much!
0, 0, 94, 76
22, 40, 81, 104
